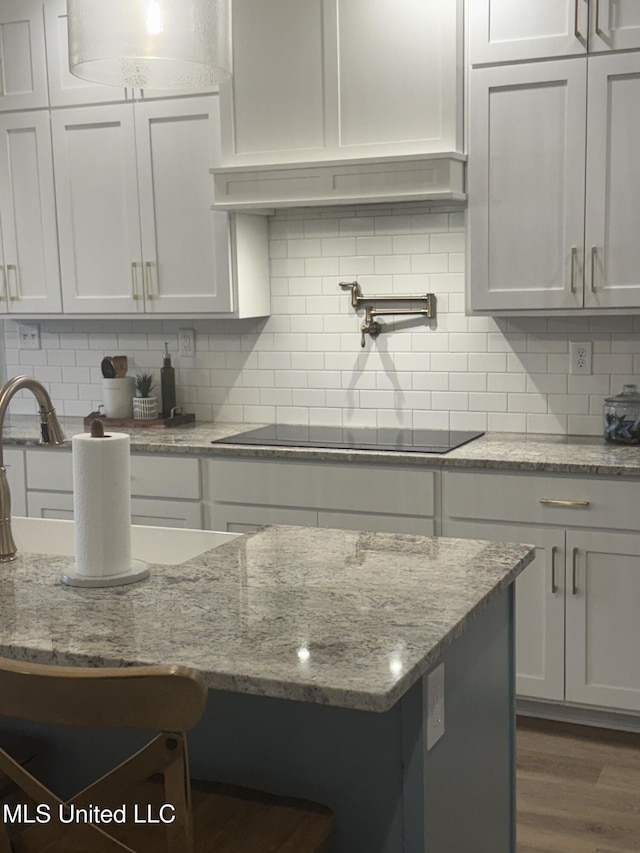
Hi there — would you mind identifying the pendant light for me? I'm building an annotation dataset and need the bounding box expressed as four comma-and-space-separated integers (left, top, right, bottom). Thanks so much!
67, 0, 232, 90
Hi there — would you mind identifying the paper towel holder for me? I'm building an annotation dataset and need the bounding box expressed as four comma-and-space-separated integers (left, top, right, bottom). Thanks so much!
61, 560, 150, 588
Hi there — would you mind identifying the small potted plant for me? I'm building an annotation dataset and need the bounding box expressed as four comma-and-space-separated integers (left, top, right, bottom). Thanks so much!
132, 372, 158, 420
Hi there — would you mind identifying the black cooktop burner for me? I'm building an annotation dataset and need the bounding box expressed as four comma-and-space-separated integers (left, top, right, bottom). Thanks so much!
212, 426, 484, 454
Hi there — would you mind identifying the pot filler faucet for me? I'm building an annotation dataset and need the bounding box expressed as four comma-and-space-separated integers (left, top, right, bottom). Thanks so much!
0, 376, 66, 562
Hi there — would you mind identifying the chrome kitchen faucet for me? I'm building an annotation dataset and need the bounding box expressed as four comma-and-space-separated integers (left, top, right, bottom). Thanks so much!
0, 376, 66, 562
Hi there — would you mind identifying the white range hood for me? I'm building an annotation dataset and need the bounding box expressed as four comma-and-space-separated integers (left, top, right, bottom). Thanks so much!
211, 152, 466, 211
212, 0, 465, 211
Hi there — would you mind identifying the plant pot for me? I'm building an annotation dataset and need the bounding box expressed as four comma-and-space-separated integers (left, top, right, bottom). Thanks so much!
133, 396, 159, 420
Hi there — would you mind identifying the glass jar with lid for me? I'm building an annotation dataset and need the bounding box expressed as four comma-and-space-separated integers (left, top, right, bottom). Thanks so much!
603, 384, 640, 444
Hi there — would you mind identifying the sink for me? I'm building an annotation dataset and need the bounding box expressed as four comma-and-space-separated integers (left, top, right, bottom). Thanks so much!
11, 517, 239, 565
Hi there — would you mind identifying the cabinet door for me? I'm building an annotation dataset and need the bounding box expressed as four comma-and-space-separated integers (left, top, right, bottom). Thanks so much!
443, 517, 565, 702
565, 529, 640, 712
52, 104, 144, 313
0, 0, 48, 111
468, 60, 586, 311
44, 0, 127, 107
469, 0, 587, 65
590, 0, 640, 51
134, 96, 232, 313
584, 53, 640, 308
0, 111, 62, 313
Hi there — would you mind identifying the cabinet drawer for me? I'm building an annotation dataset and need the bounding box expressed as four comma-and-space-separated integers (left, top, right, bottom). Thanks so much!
204, 458, 435, 517
26, 449, 200, 500
443, 470, 639, 531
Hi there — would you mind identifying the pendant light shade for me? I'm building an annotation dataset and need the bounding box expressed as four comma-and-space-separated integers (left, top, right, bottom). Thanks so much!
67, 0, 232, 89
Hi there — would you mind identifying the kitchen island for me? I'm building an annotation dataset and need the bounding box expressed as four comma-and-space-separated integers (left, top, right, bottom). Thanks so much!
0, 522, 533, 852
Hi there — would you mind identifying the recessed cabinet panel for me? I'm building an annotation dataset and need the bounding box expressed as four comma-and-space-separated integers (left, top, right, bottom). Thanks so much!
0, 0, 48, 111
222, 0, 326, 159
470, 0, 586, 64
469, 61, 586, 311
52, 105, 142, 313
584, 53, 640, 308
0, 112, 62, 312
337, 0, 459, 152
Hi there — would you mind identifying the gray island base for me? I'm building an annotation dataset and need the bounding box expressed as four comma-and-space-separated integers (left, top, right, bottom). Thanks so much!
0, 525, 534, 852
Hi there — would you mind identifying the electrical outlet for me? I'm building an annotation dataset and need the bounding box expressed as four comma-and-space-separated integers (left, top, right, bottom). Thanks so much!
426, 662, 445, 750
17, 323, 41, 350
178, 328, 195, 364
570, 341, 592, 375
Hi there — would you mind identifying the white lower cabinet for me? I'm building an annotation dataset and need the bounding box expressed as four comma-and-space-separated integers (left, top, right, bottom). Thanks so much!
24, 449, 203, 529
202, 457, 435, 535
442, 469, 640, 715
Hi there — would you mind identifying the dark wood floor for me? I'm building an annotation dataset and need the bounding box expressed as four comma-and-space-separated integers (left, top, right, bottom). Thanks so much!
517, 716, 640, 853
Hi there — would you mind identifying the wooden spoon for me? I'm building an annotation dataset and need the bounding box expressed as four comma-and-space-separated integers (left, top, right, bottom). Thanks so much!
112, 355, 128, 378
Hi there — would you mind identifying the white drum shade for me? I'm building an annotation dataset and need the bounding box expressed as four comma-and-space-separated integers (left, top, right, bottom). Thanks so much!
68, 0, 232, 89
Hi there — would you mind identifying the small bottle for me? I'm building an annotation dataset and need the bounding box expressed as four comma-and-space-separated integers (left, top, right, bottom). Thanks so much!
161, 342, 176, 419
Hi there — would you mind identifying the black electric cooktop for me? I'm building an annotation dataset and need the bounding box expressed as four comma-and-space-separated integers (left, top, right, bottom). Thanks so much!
212, 426, 485, 454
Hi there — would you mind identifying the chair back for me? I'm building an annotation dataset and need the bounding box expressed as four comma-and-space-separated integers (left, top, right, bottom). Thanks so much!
0, 657, 208, 853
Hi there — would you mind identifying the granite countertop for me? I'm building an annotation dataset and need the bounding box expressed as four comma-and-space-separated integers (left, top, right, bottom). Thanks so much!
0, 525, 533, 712
5, 415, 640, 477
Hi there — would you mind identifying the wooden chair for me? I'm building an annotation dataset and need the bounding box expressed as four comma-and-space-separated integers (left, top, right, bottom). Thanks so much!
0, 656, 333, 853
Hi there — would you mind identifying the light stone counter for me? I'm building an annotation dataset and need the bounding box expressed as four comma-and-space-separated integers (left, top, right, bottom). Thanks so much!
0, 525, 533, 713
4, 415, 640, 477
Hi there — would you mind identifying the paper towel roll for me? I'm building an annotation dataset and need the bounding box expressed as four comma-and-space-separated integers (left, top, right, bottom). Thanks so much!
72, 431, 132, 579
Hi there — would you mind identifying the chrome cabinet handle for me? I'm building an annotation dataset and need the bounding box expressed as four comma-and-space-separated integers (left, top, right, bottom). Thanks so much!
570, 247, 578, 293
591, 246, 598, 292
539, 499, 590, 508
574, 0, 582, 39
131, 261, 141, 300
0, 266, 6, 301
144, 261, 154, 300
551, 545, 559, 594
7, 264, 20, 300
572, 547, 579, 595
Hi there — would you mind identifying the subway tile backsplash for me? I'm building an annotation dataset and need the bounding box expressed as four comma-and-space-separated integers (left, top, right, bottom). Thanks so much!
3, 203, 640, 435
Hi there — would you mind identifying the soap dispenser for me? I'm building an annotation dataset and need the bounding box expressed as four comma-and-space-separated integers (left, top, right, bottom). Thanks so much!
161, 342, 176, 418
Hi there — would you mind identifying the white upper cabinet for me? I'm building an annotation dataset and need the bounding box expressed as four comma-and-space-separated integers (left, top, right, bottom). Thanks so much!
0, 0, 48, 111
0, 111, 61, 313
52, 97, 268, 317
213, 0, 464, 208
44, 0, 127, 107
468, 61, 587, 312
470, 0, 586, 64
469, 52, 640, 313
470, 0, 640, 64
590, 0, 640, 52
